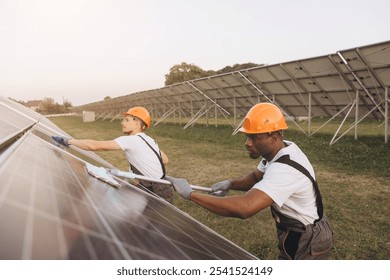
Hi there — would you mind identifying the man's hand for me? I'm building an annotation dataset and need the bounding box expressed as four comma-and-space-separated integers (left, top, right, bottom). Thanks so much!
52, 136, 70, 147
211, 179, 231, 197
165, 176, 193, 200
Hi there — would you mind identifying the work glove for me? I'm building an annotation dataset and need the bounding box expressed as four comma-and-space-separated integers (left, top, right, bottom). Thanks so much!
51, 136, 70, 147
165, 176, 193, 200
211, 179, 231, 197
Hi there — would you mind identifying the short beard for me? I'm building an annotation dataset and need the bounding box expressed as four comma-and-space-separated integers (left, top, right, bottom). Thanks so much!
249, 153, 260, 159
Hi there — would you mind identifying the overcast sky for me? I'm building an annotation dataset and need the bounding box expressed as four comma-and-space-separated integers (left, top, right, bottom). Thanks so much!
1, 0, 389, 106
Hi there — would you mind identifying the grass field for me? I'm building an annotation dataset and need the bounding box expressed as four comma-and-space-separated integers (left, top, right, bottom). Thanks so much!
49, 116, 390, 260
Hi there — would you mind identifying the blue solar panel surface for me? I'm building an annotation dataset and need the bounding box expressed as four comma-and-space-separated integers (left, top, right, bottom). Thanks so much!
0, 96, 257, 260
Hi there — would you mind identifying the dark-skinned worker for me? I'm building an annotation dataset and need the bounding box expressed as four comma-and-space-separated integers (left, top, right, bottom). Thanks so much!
52, 106, 174, 204
166, 102, 333, 259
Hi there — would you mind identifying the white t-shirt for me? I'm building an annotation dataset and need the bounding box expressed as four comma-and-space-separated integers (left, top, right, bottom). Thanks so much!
114, 133, 164, 178
253, 140, 319, 225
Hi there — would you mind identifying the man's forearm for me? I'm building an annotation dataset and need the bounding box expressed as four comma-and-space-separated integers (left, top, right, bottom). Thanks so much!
230, 171, 262, 191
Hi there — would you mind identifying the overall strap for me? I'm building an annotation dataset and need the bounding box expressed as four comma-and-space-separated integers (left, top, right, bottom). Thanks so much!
137, 135, 166, 178
275, 154, 323, 222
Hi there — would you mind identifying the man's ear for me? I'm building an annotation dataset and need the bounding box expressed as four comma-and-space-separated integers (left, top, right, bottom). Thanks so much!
271, 133, 278, 143
138, 121, 146, 131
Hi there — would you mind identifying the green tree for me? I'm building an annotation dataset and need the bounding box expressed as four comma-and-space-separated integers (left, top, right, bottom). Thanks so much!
40, 97, 57, 114
40, 97, 72, 114
62, 98, 73, 113
164, 62, 262, 86
216, 62, 262, 74
164, 62, 208, 85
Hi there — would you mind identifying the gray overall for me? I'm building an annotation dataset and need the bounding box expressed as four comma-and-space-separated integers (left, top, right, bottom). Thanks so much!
271, 155, 333, 260
131, 135, 174, 204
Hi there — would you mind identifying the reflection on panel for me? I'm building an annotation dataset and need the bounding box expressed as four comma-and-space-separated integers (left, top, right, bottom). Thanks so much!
0, 97, 257, 260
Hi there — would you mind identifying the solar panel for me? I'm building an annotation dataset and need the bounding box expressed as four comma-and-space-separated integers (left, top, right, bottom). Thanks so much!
72, 40, 390, 143
0, 97, 257, 260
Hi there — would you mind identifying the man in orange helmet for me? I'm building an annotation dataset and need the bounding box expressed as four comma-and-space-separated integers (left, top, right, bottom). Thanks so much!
52, 106, 174, 203
166, 102, 333, 259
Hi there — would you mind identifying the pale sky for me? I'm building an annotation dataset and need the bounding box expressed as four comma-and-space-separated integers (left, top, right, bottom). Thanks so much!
1, 0, 389, 106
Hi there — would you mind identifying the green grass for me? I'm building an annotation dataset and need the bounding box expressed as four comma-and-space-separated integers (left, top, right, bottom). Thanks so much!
50, 116, 390, 259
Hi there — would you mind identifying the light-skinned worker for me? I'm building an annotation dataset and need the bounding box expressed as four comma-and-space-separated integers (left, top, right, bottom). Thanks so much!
52, 106, 174, 203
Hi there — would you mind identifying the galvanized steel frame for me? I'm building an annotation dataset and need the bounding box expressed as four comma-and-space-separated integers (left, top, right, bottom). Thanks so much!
72, 41, 390, 144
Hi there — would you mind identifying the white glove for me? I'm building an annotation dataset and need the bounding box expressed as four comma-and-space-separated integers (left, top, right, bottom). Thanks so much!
165, 176, 193, 200
211, 180, 231, 196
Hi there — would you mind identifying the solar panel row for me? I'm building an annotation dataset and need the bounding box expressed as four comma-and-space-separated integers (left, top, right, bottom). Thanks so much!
0, 96, 257, 259
71, 40, 390, 143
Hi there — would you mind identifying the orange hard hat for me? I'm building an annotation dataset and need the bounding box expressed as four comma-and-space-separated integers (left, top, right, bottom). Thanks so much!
122, 106, 151, 128
239, 103, 288, 134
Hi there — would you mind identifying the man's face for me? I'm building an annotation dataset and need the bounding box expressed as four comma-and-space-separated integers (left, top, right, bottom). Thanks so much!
121, 115, 138, 134
244, 133, 274, 159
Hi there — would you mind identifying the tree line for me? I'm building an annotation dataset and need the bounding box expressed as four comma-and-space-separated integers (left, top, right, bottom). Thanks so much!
11, 97, 73, 114
164, 62, 262, 86
11, 61, 261, 112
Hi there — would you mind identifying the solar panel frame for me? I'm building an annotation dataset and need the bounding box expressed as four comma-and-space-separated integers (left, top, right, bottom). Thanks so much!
71, 40, 390, 143
0, 98, 258, 260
